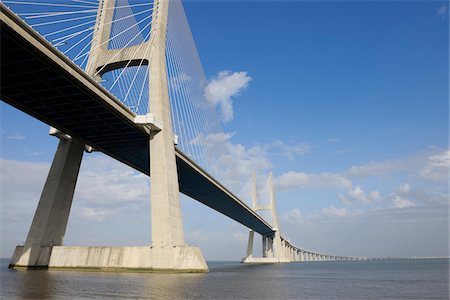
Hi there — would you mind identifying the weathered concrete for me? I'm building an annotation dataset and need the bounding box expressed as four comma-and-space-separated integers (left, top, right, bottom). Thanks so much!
47, 246, 207, 272
9, 137, 84, 268
148, 0, 186, 249
241, 256, 287, 264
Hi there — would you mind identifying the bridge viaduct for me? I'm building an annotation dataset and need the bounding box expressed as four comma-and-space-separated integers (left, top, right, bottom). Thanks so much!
1, 1, 356, 272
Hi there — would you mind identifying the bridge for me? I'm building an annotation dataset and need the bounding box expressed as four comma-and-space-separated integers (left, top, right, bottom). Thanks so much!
1, 0, 356, 272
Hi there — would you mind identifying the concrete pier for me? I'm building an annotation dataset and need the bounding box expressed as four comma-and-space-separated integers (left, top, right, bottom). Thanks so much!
9, 137, 84, 268
47, 246, 207, 272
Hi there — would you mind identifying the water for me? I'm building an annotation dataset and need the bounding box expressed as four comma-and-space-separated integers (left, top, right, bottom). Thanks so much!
0, 259, 448, 299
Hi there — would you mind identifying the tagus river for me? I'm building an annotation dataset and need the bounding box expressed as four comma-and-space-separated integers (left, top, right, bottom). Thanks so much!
1, 259, 448, 299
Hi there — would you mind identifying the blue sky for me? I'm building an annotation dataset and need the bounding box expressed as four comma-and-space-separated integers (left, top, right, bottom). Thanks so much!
1, 0, 449, 260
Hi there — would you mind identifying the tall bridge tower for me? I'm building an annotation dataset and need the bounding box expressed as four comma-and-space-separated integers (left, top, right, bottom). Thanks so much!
242, 172, 290, 263
9, 0, 208, 272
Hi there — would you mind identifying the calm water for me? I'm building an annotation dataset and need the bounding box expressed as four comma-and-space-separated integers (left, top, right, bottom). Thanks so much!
0, 259, 448, 299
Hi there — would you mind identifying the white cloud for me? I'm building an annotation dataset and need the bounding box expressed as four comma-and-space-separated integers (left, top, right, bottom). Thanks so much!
394, 183, 448, 207
76, 156, 149, 205
193, 132, 272, 193
192, 133, 313, 196
276, 171, 352, 191
419, 150, 449, 182
204, 71, 251, 122
338, 186, 381, 205
192, 131, 314, 199
322, 204, 362, 217
391, 195, 415, 209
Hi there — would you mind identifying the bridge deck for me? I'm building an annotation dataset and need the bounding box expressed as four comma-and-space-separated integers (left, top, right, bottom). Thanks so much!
0, 4, 274, 237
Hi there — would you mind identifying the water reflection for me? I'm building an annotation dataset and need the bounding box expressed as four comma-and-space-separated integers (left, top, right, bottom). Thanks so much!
18, 269, 55, 299
140, 273, 206, 299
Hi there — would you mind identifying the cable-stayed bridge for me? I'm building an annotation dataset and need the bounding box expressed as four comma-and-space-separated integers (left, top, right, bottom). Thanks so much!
1, 0, 356, 272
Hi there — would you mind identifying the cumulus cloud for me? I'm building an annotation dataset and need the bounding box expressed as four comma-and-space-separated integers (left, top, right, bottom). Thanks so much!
338, 186, 381, 205
204, 71, 252, 122
393, 183, 448, 207
391, 195, 415, 209
76, 156, 149, 204
191, 132, 313, 196
199, 132, 272, 191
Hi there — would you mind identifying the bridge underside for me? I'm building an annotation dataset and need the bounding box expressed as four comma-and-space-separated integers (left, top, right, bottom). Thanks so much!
0, 8, 274, 237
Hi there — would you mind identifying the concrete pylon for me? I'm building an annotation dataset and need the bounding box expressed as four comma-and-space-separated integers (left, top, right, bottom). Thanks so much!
242, 172, 289, 263
87, 0, 188, 249
82, 0, 207, 272
243, 174, 257, 260
10, 135, 85, 268
85, 0, 151, 80
268, 171, 289, 262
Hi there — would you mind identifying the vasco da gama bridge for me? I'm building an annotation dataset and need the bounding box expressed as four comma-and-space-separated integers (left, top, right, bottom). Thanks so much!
1, 0, 356, 272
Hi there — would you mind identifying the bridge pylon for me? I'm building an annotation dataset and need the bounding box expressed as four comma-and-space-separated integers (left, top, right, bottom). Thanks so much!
242, 172, 290, 263
9, 0, 207, 272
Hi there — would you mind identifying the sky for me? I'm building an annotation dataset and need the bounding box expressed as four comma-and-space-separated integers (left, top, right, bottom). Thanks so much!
1, 0, 449, 260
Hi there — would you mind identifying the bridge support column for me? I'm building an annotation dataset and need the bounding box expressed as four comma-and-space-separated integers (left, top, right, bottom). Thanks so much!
146, 0, 207, 272
10, 136, 84, 268
267, 236, 274, 257
244, 230, 255, 260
